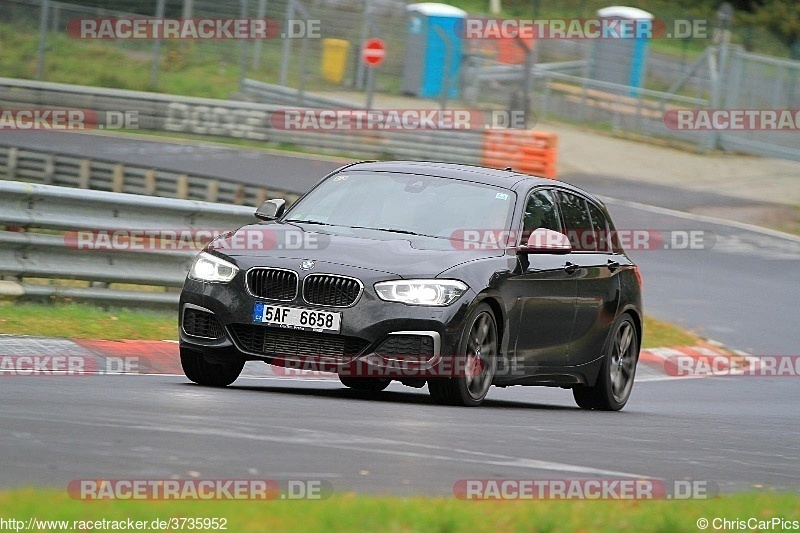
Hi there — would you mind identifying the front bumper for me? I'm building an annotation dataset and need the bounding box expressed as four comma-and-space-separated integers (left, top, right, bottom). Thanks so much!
179, 271, 474, 376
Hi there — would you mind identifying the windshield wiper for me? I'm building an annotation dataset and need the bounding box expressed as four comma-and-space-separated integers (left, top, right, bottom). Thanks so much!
346, 225, 430, 237
286, 221, 437, 238
284, 219, 335, 226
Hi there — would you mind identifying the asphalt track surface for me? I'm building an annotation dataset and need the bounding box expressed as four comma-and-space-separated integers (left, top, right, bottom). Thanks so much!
0, 131, 336, 193
2, 130, 799, 495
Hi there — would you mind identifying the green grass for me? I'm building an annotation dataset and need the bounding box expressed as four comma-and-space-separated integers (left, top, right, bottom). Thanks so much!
0, 488, 798, 532
642, 315, 701, 349
2, 302, 701, 349
0, 24, 241, 99
0, 302, 176, 340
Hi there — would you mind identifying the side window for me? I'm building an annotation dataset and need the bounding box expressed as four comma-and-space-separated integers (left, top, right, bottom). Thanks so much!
556, 191, 595, 251
587, 201, 611, 252
521, 189, 560, 242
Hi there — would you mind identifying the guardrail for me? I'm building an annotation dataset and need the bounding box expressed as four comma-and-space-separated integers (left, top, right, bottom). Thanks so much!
0, 144, 302, 207
471, 59, 588, 83
240, 79, 361, 109
0, 181, 256, 308
0, 77, 556, 173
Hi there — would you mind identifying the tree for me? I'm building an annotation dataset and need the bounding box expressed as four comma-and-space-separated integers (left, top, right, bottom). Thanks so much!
749, 0, 800, 49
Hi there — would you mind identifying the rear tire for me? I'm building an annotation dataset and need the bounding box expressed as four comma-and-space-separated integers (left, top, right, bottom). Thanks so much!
573, 315, 639, 411
428, 303, 497, 407
180, 348, 244, 387
338, 376, 391, 391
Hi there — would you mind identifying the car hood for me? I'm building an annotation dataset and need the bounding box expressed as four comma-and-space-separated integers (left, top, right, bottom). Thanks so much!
208, 222, 505, 278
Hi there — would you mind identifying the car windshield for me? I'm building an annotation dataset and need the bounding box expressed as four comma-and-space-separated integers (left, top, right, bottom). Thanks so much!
284, 171, 515, 239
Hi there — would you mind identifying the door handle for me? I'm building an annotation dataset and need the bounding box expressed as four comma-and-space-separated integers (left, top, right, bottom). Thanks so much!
564, 262, 579, 275
607, 259, 620, 272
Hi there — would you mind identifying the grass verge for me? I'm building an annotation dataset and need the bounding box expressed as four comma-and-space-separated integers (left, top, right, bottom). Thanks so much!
0, 302, 175, 340
642, 315, 701, 349
0, 489, 798, 532
2, 302, 700, 349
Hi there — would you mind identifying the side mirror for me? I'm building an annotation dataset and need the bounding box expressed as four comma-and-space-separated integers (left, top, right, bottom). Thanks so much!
518, 228, 572, 254
254, 199, 286, 221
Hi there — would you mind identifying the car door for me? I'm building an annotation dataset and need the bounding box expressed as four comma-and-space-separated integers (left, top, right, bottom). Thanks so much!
507, 188, 577, 369
555, 191, 621, 366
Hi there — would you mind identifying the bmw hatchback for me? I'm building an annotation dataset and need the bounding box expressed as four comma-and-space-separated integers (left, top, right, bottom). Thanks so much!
179, 161, 642, 410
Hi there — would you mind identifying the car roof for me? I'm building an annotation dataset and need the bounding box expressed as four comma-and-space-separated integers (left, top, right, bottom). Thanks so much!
342, 160, 602, 203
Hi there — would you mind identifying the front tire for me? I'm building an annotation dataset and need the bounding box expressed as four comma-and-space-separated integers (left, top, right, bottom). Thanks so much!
428, 303, 498, 407
180, 348, 244, 387
573, 315, 639, 411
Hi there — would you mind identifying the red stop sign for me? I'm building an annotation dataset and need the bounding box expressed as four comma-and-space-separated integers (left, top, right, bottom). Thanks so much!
362, 38, 386, 67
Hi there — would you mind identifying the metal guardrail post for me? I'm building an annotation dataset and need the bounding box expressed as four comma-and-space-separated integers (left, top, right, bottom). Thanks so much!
78, 160, 91, 189
112, 165, 125, 193
43, 154, 55, 185
7, 148, 18, 180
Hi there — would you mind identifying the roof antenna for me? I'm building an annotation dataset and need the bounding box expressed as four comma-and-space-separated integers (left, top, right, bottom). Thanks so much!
504, 167, 513, 171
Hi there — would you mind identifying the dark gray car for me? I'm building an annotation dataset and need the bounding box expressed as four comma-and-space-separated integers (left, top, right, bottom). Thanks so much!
179, 161, 642, 409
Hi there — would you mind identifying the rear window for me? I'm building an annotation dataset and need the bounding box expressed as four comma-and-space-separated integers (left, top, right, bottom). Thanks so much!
586, 201, 611, 252
557, 191, 595, 251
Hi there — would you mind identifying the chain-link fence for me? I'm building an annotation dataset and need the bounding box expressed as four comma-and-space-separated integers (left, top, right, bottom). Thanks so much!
5, 0, 797, 101
718, 47, 800, 160
1, 0, 408, 95
2, 0, 799, 161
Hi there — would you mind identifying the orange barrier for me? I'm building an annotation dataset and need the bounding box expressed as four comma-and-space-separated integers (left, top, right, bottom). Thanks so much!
496, 38, 534, 64
481, 130, 558, 179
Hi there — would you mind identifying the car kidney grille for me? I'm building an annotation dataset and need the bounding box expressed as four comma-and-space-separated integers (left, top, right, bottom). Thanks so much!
248, 268, 298, 300
182, 308, 225, 339
230, 324, 370, 360
303, 274, 361, 307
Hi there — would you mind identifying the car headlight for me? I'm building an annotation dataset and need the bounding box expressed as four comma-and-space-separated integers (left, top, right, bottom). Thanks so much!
188, 252, 239, 283
374, 279, 468, 306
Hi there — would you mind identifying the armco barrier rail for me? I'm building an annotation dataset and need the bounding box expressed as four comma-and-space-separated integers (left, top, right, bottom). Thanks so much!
0, 144, 302, 206
0, 77, 558, 175
0, 181, 256, 308
240, 79, 361, 109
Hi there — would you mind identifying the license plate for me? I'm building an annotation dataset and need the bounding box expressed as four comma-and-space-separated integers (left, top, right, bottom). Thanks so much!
253, 303, 341, 334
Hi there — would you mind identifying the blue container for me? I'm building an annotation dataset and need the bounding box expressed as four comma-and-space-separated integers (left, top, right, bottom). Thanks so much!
402, 3, 466, 98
